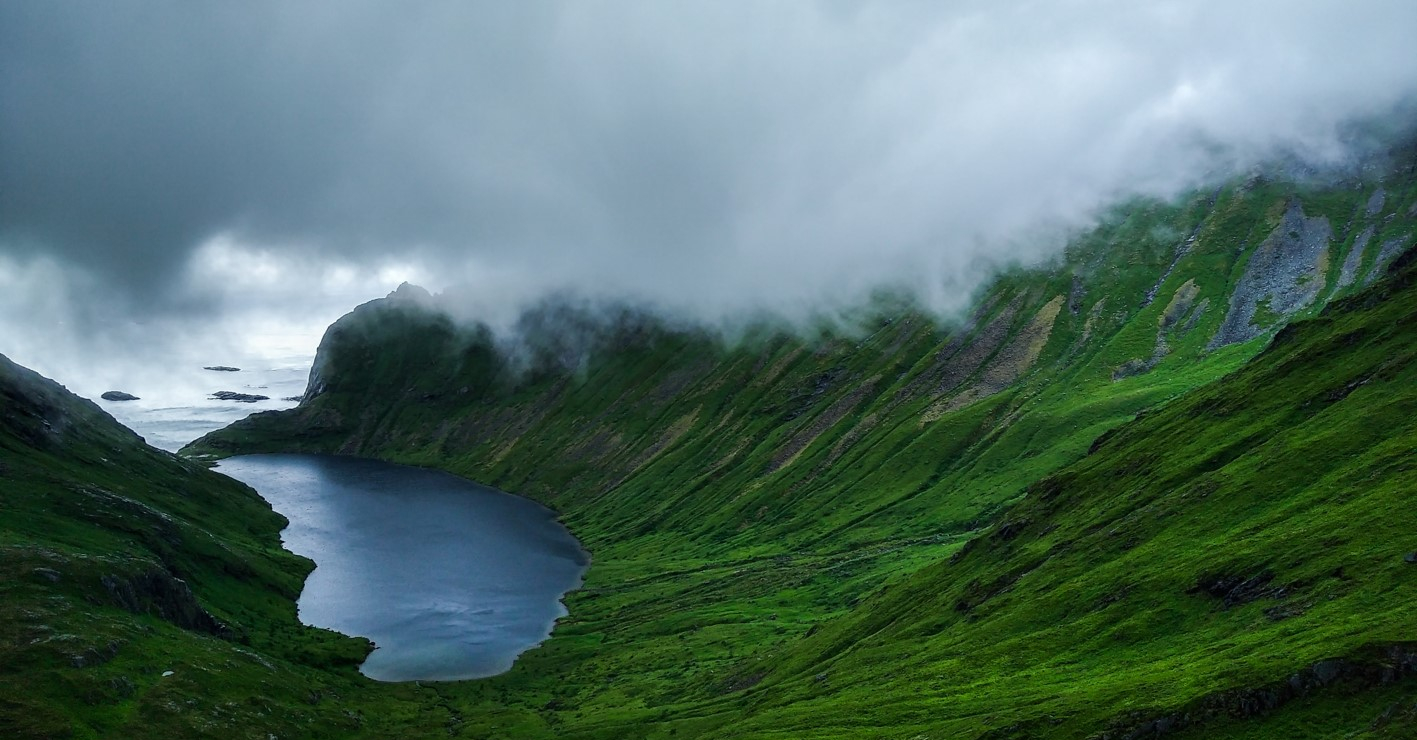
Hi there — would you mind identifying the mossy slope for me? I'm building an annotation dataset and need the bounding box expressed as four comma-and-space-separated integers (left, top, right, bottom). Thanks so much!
715, 249, 1417, 738
6, 151, 1417, 738
178, 154, 1417, 737
0, 354, 373, 738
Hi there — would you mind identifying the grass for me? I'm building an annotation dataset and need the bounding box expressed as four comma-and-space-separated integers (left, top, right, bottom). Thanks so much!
4, 152, 1417, 738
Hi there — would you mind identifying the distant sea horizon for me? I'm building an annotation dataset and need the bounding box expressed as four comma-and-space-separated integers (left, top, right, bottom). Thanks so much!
98, 355, 309, 452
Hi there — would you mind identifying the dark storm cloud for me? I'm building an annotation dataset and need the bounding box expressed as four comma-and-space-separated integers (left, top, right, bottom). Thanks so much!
3, 0, 1417, 330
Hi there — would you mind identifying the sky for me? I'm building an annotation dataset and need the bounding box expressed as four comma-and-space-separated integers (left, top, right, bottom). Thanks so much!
3, 0, 1417, 400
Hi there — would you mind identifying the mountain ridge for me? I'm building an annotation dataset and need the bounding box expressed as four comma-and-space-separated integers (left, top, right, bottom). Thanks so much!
176, 153, 1417, 737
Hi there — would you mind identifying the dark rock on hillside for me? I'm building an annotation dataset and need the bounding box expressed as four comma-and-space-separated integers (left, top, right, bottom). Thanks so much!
101, 391, 139, 401
1190, 571, 1282, 608
1097, 644, 1417, 740
203, 365, 241, 372
992, 518, 1030, 541
1114, 280, 1203, 381
210, 391, 269, 403
101, 568, 230, 636
1111, 358, 1155, 381
108, 676, 136, 699
68, 639, 122, 669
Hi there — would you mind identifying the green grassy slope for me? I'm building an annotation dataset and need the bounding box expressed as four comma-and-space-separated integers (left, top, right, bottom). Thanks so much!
0, 354, 375, 739
192, 168, 1417, 561
171, 156, 1417, 737
714, 248, 1417, 739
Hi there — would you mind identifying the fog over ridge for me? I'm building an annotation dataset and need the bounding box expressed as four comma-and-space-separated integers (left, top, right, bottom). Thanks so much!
3, 0, 1417, 392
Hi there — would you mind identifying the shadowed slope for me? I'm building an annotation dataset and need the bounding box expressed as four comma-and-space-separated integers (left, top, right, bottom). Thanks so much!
0, 354, 373, 739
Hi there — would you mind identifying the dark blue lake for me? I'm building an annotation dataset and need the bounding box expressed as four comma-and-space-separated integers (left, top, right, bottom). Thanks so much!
216, 453, 588, 682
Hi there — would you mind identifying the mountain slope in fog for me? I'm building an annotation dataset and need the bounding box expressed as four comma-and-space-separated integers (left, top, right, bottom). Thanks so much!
179, 151, 1417, 737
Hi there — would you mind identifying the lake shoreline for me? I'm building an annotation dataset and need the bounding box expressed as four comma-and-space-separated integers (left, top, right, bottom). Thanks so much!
217, 452, 589, 682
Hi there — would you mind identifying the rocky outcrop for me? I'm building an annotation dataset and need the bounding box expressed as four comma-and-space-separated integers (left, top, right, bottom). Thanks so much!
1115, 280, 1205, 380
100, 567, 230, 636
1159, 280, 1200, 330
1141, 220, 1206, 309
1189, 570, 1282, 608
1336, 225, 1375, 292
1366, 187, 1387, 217
210, 391, 269, 403
768, 376, 879, 474
1365, 237, 1412, 286
970, 296, 1064, 395
1209, 200, 1331, 349
1094, 644, 1417, 740
923, 295, 1064, 419
100, 391, 139, 401
203, 366, 240, 372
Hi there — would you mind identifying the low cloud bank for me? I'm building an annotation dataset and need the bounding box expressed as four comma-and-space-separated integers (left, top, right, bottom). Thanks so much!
3, 1, 1416, 385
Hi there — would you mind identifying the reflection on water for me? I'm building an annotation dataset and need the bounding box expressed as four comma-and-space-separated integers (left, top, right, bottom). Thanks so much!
217, 453, 588, 682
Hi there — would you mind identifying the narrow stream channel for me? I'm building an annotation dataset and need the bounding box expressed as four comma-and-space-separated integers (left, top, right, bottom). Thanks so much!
217, 453, 589, 682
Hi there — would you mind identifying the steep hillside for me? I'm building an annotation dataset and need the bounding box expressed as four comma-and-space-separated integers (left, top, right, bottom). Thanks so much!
0, 354, 375, 738
192, 164, 1417, 564
175, 156, 1417, 737
714, 247, 1417, 739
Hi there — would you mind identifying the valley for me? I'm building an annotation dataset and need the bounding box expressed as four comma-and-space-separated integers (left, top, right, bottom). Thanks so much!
7, 5, 1417, 738
151, 154, 1417, 737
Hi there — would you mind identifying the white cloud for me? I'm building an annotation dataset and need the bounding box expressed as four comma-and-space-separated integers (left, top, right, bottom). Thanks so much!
1, 0, 1414, 362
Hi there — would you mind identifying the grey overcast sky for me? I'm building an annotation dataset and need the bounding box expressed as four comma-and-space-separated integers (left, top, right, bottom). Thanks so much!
3, 1, 1417, 383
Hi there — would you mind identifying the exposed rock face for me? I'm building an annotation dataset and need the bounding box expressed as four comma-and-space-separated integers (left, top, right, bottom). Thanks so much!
931, 297, 1019, 395
1366, 187, 1387, 217
1209, 200, 1332, 349
1111, 357, 1156, 381
921, 295, 1063, 421
960, 295, 1064, 398
1336, 225, 1375, 292
203, 366, 240, 372
1159, 279, 1201, 330
768, 376, 879, 474
101, 568, 229, 636
1190, 570, 1282, 608
1365, 237, 1412, 285
1114, 280, 1205, 381
1141, 221, 1204, 309
210, 391, 269, 403
100, 391, 139, 401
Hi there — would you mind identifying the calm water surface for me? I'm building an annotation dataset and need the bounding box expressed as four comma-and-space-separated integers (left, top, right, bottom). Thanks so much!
216, 453, 588, 682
